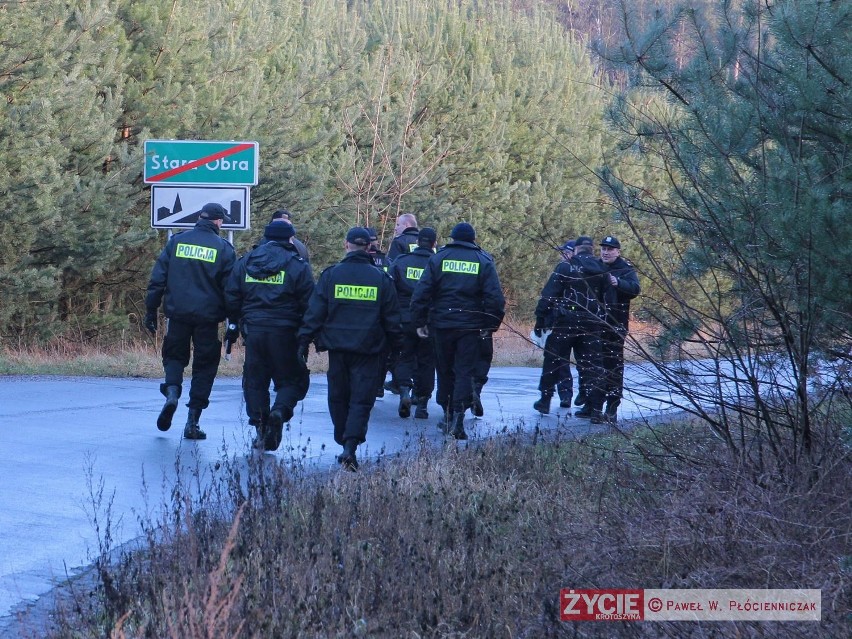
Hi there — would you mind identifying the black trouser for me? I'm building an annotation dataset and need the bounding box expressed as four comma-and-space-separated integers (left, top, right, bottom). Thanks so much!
541, 321, 605, 410
327, 350, 384, 446
433, 328, 480, 414
539, 330, 574, 398
394, 323, 436, 399
473, 331, 494, 391
242, 327, 309, 426
600, 326, 627, 403
161, 318, 221, 410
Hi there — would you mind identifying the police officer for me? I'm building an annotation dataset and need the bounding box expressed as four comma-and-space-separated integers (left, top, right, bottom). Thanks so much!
145, 202, 237, 440
225, 221, 315, 451
598, 235, 640, 422
269, 209, 310, 261
388, 227, 438, 419
298, 227, 403, 470
535, 240, 578, 414
410, 222, 505, 439
387, 212, 420, 261
532, 235, 607, 422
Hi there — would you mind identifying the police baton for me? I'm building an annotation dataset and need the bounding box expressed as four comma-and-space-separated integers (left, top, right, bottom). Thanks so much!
223, 323, 237, 361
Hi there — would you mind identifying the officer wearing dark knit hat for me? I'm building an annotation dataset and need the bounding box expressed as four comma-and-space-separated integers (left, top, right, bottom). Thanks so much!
198, 202, 233, 223
418, 227, 437, 248
575, 235, 594, 249
264, 222, 296, 241
600, 235, 621, 249
450, 222, 476, 243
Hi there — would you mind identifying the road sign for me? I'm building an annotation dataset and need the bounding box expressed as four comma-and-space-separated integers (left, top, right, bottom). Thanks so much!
151, 186, 251, 230
144, 140, 259, 186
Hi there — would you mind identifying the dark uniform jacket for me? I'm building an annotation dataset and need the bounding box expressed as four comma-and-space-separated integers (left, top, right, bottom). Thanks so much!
368, 247, 390, 272
535, 253, 607, 327
224, 241, 315, 330
410, 241, 505, 331
388, 247, 433, 325
387, 228, 420, 261
298, 250, 402, 355
145, 219, 236, 323
601, 256, 640, 330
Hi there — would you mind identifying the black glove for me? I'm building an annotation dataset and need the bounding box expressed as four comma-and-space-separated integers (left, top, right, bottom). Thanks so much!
533, 317, 545, 338
479, 329, 493, 338
224, 321, 240, 345
297, 340, 310, 367
144, 309, 158, 335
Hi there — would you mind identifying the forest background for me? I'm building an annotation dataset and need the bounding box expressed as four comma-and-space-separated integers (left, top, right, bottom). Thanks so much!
0, 0, 849, 361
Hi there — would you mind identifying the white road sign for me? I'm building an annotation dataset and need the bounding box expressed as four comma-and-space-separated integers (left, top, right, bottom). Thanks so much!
150, 185, 251, 230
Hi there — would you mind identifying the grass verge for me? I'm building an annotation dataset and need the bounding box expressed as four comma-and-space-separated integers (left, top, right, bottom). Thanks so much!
13, 419, 850, 639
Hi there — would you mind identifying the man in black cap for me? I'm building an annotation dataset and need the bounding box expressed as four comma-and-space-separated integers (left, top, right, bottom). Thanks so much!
532, 235, 607, 422
387, 212, 420, 261
225, 220, 315, 451
598, 235, 640, 422
270, 209, 310, 261
298, 227, 403, 470
388, 227, 438, 418
363, 226, 394, 397
535, 240, 578, 413
145, 202, 237, 440
410, 222, 505, 439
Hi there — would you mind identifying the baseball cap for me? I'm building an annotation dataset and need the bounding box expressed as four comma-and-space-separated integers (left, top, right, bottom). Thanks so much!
600, 235, 621, 249
363, 226, 378, 242
270, 209, 291, 222
198, 202, 233, 223
575, 235, 594, 248
346, 227, 371, 246
559, 240, 576, 251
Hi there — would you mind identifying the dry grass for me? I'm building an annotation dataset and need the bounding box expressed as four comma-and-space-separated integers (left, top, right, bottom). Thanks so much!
31, 419, 851, 639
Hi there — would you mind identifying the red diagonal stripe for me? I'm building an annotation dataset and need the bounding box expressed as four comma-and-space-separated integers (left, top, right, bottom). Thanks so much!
148, 142, 254, 182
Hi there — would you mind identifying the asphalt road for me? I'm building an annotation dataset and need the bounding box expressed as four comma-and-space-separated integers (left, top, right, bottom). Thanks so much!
0, 364, 675, 629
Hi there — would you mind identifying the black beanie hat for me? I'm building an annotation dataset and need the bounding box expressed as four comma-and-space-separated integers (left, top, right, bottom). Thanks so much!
450, 222, 475, 242
418, 227, 437, 246
264, 222, 295, 241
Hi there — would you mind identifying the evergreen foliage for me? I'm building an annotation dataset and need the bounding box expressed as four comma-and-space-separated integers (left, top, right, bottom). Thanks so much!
0, 0, 615, 342
596, 0, 851, 474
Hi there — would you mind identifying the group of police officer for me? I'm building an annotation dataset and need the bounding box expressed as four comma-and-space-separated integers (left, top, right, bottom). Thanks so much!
532, 234, 640, 424
144, 207, 505, 470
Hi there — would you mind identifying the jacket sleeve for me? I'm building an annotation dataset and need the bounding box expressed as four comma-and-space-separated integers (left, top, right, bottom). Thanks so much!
480, 259, 506, 330
298, 269, 329, 344
380, 278, 404, 344
613, 265, 641, 299
409, 257, 436, 327
144, 242, 172, 310
295, 264, 316, 322
224, 260, 245, 321
534, 266, 565, 320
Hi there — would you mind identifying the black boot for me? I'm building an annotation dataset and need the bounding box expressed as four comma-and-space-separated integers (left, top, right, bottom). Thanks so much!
414, 396, 429, 419
450, 412, 468, 440
183, 408, 206, 440
574, 406, 593, 419
533, 391, 552, 415
337, 438, 359, 471
604, 399, 620, 424
398, 386, 412, 418
558, 388, 572, 409
157, 385, 180, 432
589, 409, 604, 424
471, 384, 484, 417
574, 391, 588, 407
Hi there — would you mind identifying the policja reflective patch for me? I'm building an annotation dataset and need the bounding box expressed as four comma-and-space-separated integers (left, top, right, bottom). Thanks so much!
406, 266, 424, 280
176, 243, 218, 263
334, 284, 378, 301
245, 271, 285, 284
441, 259, 479, 274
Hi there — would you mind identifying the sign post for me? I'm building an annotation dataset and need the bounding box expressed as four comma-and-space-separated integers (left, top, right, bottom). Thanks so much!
144, 139, 259, 231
